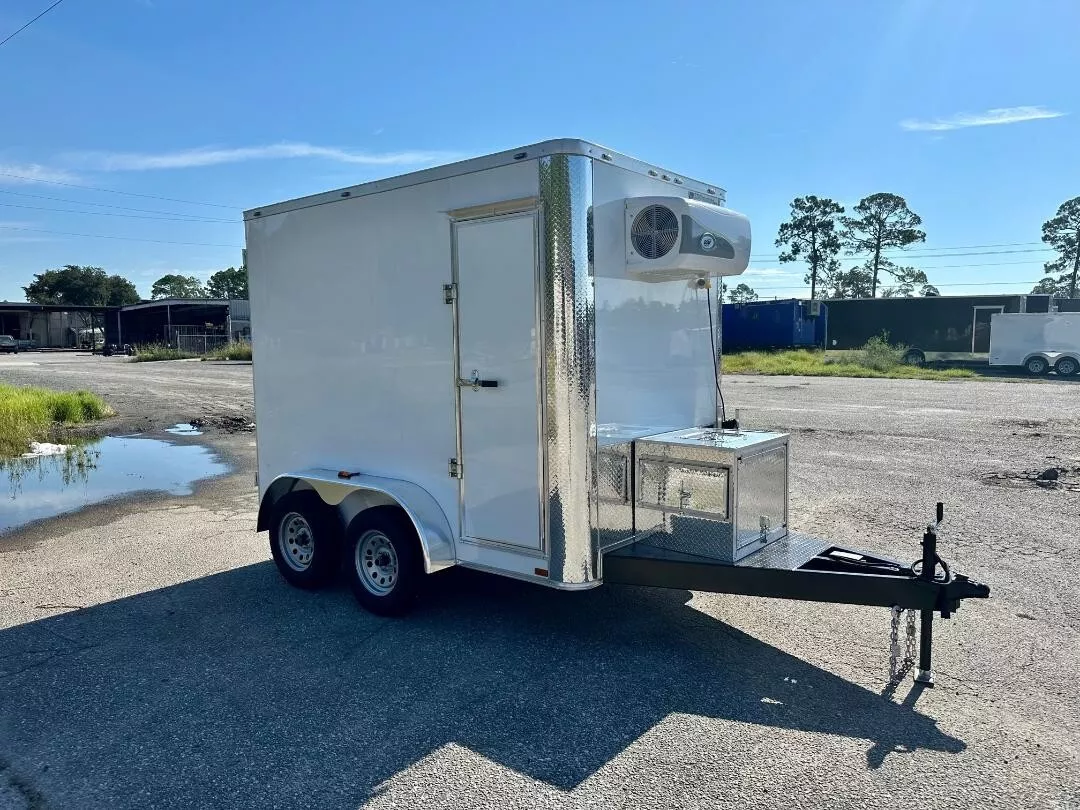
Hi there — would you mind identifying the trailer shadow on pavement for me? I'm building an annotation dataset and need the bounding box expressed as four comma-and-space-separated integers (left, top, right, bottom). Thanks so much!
0, 563, 964, 806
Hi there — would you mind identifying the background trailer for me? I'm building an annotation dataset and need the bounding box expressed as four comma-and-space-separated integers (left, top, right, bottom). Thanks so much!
823, 293, 1059, 362
989, 312, 1080, 376
721, 298, 827, 352
245, 140, 989, 684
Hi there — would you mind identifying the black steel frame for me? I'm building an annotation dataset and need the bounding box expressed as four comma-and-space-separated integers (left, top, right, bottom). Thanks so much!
602, 503, 989, 684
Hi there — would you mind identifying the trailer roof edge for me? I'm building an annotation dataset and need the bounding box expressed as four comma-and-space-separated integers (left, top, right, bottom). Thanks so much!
242, 139, 728, 220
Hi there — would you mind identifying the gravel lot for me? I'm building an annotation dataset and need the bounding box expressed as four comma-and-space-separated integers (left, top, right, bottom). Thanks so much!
1, 354, 1078, 809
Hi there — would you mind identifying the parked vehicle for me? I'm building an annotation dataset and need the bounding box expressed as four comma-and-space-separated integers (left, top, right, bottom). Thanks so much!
989, 312, 1080, 376
824, 294, 1065, 365
245, 139, 989, 684
0, 335, 18, 354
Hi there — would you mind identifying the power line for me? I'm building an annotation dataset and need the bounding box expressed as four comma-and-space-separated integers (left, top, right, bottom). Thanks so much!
0, 225, 241, 248
0, 0, 67, 49
750, 247, 1052, 262
0, 172, 239, 210
747, 259, 1052, 276
884, 241, 1043, 250
907, 261, 1049, 271
0, 200, 238, 223
748, 280, 1043, 292
750, 240, 1044, 259
0, 187, 240, 219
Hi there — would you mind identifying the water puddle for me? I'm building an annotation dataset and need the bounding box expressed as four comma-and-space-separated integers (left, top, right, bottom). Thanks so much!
1, 436, 229, 536
166, 423, 203, 436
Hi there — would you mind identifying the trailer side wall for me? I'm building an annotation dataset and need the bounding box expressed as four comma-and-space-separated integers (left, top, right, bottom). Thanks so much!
824, 295, 1024, 353
592, 160, 717, 437
246, 160, 539, 540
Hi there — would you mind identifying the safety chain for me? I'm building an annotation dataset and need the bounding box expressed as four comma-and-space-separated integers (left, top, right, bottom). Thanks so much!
888, 606, 917, 685
905, 608, 918, 666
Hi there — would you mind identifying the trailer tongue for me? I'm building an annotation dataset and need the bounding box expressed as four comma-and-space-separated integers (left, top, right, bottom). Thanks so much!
604, 502, 989, 685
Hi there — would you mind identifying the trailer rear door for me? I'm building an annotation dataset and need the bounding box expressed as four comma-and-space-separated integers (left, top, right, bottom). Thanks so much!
453, 212, 542, 550
972, 306, 1003, 352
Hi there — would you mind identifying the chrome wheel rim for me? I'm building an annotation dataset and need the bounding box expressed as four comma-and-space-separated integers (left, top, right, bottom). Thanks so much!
278, 512, 315, 572
1058, 359, 1077, 376
356, 530, 399, 596
1030, 359, 1047, 374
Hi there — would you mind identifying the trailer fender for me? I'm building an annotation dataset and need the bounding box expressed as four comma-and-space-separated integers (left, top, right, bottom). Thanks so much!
257, 469, 455, 574
1022, 351, 1053, 365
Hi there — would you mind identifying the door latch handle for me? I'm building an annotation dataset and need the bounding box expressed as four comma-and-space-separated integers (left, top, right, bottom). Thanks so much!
458, 370, 499, 391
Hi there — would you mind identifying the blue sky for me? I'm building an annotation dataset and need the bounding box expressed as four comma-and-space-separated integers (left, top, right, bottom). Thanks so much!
1, 0, 1077, 301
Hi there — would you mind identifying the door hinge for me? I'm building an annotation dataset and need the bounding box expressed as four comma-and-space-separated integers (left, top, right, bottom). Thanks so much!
443, 283, 456, 304
448, 458, 461, 478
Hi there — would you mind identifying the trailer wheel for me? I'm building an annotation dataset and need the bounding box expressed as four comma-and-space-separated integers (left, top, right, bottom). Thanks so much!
1054, 357, 1079, 377
345, 508, 423, 616
1025, 356, 1049, 375
901, 349, 925, 367
268, 492, 340, 589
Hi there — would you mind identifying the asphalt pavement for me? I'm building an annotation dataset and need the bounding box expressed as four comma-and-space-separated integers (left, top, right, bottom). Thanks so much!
0, 355, 1077, 809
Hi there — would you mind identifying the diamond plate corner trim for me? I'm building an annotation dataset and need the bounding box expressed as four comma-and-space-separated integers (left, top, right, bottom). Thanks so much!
539, 154, 597, 585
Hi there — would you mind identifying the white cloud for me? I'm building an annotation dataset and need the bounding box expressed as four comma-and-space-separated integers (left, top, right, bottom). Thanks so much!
67, 143, 462, 171
900, 106, 1065, 132
0, 163, 81, 185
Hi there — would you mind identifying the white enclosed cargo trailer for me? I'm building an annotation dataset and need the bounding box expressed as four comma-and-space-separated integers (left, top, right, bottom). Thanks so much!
988, 312, 1080, 376
245, 140, 988, 683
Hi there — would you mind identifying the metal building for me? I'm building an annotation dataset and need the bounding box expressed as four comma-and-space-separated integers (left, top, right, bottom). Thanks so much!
100, 298, 249, 351
0, 302, 110, 348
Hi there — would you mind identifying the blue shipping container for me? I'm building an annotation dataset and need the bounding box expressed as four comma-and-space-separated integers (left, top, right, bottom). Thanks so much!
721, 299, 828, 352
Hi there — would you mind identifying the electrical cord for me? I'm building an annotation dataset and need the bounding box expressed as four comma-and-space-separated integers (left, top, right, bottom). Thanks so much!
0, 0, 67, 49
704, 282, 732, 428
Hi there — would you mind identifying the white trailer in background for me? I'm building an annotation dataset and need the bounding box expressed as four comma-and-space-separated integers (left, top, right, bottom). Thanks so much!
989, 312, 1080, 376
244, 140, 988, 684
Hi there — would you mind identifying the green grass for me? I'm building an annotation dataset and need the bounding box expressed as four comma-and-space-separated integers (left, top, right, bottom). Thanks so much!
0, 383, 112, 456
130, 343, 198, 362
132, 342, 252, 362
202, 342, 252, 361
724, 337, 977, 381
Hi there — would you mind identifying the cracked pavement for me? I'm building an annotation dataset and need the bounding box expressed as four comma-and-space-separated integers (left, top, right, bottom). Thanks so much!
0, 356, 1078, 808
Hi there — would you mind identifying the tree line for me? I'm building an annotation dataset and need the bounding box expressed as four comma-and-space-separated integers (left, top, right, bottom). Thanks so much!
727, 193, 1080, 302
21, 265, 249, 306
18, 192, 1080, 307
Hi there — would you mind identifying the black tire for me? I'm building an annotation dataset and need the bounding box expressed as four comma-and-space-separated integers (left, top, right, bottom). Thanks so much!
344, 507, 424, 616
1025, 356, 1049, 375
268, 491, 340, 589
1054, 357, 1079, 377
901, 349, 925, 367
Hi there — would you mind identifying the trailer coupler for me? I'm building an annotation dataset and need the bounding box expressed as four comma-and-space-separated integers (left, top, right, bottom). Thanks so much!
602, 503, 990, 685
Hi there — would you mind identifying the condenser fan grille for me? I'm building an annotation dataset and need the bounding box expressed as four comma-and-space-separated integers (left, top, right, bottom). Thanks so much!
630, 205, 679, 259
